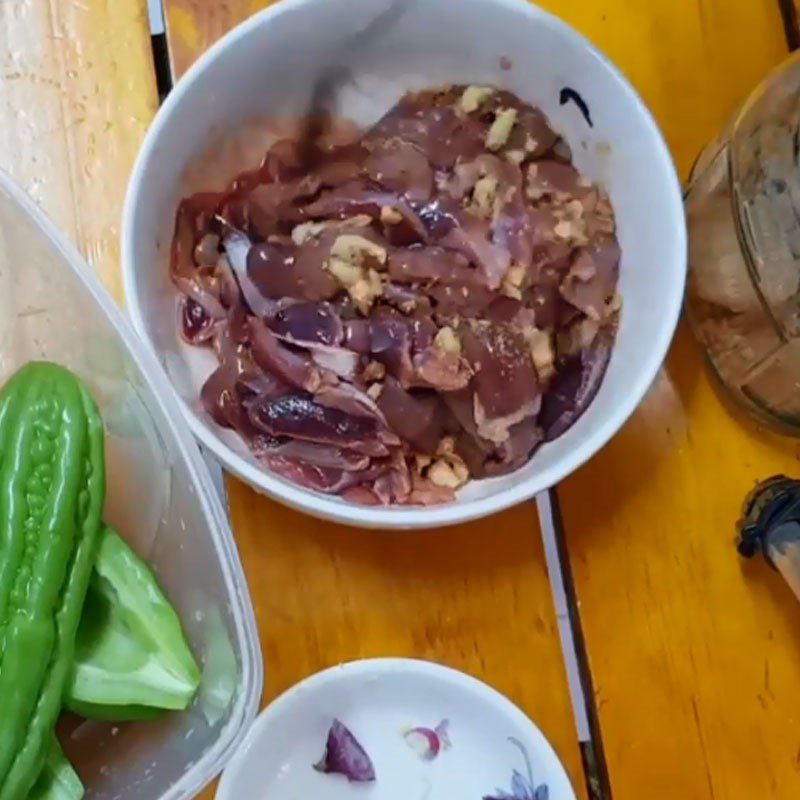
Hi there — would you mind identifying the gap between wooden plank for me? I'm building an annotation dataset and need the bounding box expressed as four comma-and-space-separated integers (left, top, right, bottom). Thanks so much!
537, 491, 612, 800
148, 0, 166, 35
146, 3, 227, 504
147, 0, 173, 101
779, 0, 800, 48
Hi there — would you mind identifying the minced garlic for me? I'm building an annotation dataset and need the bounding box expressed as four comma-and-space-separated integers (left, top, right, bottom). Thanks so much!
501, 263, 526, 299
459, 85, 494, 114
486, 108, 518, 151
469, 175, 500, 218
291, 215, 372, 245
525, 327, 555, 379
433, 326, 462, 355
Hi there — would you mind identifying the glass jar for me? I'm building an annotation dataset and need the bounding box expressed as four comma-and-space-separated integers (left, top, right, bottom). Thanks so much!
686, 51, 800, 433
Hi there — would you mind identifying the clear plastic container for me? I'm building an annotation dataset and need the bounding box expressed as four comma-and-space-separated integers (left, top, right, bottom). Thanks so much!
0, 171, 262, 798
686, 52, 800, 432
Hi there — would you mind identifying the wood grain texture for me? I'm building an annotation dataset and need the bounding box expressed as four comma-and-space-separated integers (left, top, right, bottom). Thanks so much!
229, 486, 584, 775
165, 0, 276, 76
547, 1, 800, 798
194, 497, 585, 798
0, 0, 158, 303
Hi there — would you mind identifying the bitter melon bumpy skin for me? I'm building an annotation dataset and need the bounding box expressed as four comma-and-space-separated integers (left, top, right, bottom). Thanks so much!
0, 363, 105, 800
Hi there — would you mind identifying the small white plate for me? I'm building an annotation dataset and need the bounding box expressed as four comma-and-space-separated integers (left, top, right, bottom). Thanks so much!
217, 658, 576, 800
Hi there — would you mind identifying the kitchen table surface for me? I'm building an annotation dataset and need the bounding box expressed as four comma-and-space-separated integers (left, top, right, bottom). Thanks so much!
2, 0, 800, 797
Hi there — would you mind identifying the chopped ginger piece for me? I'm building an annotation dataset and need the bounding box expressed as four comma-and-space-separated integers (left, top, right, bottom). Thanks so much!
349, 268, 385, 314
486, 108, 518, 151
380, 205, 403, 224
434, 326, 462, 355
469, 175, 500, 219
292, 215, 372, 245
459, 85, 494, 114
428, 456, 469, 489
327, 257, 362, 287
502, 264, 526, 299
330, 234, 387, 268
525, 327, 555, 379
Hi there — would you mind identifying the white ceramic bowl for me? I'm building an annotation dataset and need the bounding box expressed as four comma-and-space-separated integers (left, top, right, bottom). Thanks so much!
216, 658, 576, 800
123, 0, 685, 529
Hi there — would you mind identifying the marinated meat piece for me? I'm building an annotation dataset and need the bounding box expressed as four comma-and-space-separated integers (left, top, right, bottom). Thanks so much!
439, 212, 511, 290
266, 456, 383, 494
173, 197, 229, 342
262, 138, 306, 181
301, 181, 428, 241
342, 485, 383, 505
249, 318, 329, 393
301, 343, 361, 381
376, 378, 446, 453
383, 282, 434, 314
248, 236, 339, 301
365, 90, 487, 168
482, 417, 544, 476
342, 318, 372, 353
527, 160, 587, 200
270, 441, 371, 471
181, 296, 221, 345
171, 83, 622, 505
269, 301, 359, 378
504, 104, 560, 159
369, 314, 418, 384
312, 143, 368, 188
428, 284, 497, 315
245, 174, 321, 234
388, 246, 483, 287
315, 382, 399, 445
222, 230, 283, 318
201, 322, 288, 435
461, 322, 541, 443
484, 296, 530, 326
539, 325, 615, 440
372, 453, 413, 504
364, 139, 434, 202
172, 193, 224, 283
248, 393, 389, 457
201, 364, 246, 431
413, 346, 471, 391
271, 301, 344, 346
560, 236, 621, 320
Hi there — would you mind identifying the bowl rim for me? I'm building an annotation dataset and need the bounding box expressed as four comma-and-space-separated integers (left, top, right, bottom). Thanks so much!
215, 657, 576, 800
122, 0, 686, 530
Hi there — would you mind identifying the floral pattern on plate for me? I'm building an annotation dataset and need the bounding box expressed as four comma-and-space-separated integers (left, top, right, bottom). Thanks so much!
483, 737, 549, 800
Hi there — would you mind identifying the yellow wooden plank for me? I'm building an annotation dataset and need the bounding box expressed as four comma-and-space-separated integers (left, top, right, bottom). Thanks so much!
165, 1, 799, 798
165, 0, 276, 76
228, 484, 586, 790
0, 0, 158, 303
195, 502, 585, 798
564, 329, 800, 800
544, 1, 800, 798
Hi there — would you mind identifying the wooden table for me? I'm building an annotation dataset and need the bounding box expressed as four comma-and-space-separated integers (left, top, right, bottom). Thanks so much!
2, 0, 800, 797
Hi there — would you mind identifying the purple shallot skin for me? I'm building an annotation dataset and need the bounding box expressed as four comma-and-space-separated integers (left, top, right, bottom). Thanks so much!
403, 718, 451, 761
313, 719, 376, 783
